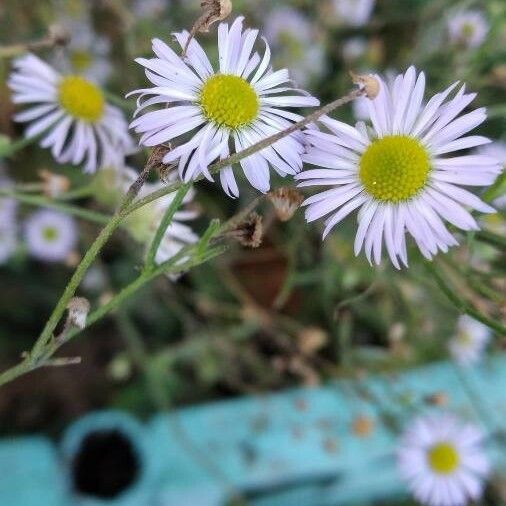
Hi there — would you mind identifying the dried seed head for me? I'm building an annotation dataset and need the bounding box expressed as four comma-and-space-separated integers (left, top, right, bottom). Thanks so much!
183, 0, 233, 55
227, 212, 263, 248
424, 392, 448, 407
351, 415, 374, 438
268, 187, 304, 222
349, 71, 380, 99
66, 297, 90, 330
297, 327, 327, 355
38, 169, 71, 198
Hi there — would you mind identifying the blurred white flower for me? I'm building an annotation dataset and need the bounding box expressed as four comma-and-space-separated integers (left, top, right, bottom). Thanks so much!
114, 167, 198, 273
297, 66, 501, 268
352, 96, 370, 121
54, 15, 112, 84
332, 0, 375, 27
448, 315, 491, 367
448, 11, 489, 49
397, 413, 490, 506
24, 209, 78, 262
129, 17, 319, 197
9, 54, 132, 173
0, 170, 18, 265
131, 0, 167, 18
342, 37, 368, 61
263, 6, 325, 87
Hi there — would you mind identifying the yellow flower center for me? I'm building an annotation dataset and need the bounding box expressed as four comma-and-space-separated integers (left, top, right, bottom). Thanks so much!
42, 226, 58, 242
199, 74, 259, 129
427, 442, 460, 474
462, 23, 475, 38
359, 135, 431, 203
70, 49, 93, 72
58, 75, 104, 122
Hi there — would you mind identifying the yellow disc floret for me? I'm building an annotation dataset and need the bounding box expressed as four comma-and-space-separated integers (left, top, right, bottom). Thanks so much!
359, 135, 431, 203
199, 74, 259, 129
69, 50, 93, 72
427, 442, 460, 475
58, 75, 104, 122
42, 226, 58, 242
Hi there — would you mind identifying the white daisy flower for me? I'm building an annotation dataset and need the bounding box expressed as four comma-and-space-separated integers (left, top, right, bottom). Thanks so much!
24, 209, 78, 262
129, 16, 320, 197
296, 66, 502, 268
54, 15, 112, 85
9, 54, 132, 173
263, 7, 325, 87
397, 413, 490, 506
448, 11, 489, 49
332, 0, 375, 27
448, 315, 491, 367
107, 167, 199, 269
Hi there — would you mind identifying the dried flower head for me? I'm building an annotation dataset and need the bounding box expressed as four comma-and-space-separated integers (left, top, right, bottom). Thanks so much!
227, 212, 263, 248
297, 327, 327, 355
48, 23, 71, 47
38, 169, 71, 198
66, 297, 90, 330
268, 187, 304, 222
349, 71, 380, 99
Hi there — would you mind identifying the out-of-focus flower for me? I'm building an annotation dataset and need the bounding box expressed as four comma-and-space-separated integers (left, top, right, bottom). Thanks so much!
263, 6, 325, 87
9, 54, 132, 173
24, 209, 78, 262
397, 413, 490, 506
129, 17, 319, 197
0, 170, 18, 265
297, 66, 500, 268
130, 0, 167, 19
54, 15, 112, 84
332, 0, 375, 27
448, 315, 491, 367
101, 167, 199, 272
342, 37, 368, 61
448, 11, 489, 49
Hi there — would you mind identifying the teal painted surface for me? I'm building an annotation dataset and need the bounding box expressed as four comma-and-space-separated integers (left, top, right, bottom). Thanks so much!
0, 358, 505, 505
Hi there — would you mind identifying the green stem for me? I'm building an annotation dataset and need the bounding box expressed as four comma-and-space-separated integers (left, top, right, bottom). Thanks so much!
0, 134, 39, 158
144, 184, 191, 271
0, 189, 110, 224
475, 229, 506, 250
425, 262, 506, 335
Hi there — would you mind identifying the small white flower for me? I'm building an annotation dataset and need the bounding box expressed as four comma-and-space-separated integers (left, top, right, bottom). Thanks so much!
54, 15, 112, 85
397, 413, 490, 506
448, 11, 489, 49
130, 0, 167, 18
263, 7, 325, 87
114, 167, 199, 271
9, 54, 132, 173
448, 315, 491, 367
129, 16, 319, 197
0, 170, 18, 265
342, 37, 368, 61
332, 0, 375, 27
297, 66, 501, 268
24, 209, 77, 262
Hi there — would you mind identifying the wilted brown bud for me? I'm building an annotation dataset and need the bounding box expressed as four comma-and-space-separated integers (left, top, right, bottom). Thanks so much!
39, 169, 71, 198
297, 326, 327, 356
351, 415, 374, 438
227, 212, 263, 248
349, 71, 380, 99
268, 187, 304, 222
183, 0, 233, 55
66, 297, 90, 330
424, 392, 448, 407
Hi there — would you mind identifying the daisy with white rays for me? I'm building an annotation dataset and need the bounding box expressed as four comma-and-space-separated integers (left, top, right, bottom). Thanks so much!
397, 413, 490, 506
9, 54, 133, 173
296, 66, 502, 268
129, 16, 319, 197
448, 315, 491, 367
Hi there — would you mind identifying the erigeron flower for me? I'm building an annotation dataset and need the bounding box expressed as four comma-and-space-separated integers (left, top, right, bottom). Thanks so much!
397, 414, 490, 506
54, 15, 112, 85
448, 11, 489, 49
263, 7, 325, 87
448, 315, 491, 367
24, 209, 78, 262
129, 16, 319, 197
332, 0, 375, 27
97, 167, 198, 270
9, 54, 132, 173
296, 66, 501, 268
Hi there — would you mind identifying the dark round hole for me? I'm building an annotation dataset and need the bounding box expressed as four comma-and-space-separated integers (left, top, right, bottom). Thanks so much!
72, 429, 140, 499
